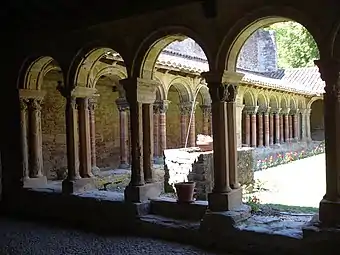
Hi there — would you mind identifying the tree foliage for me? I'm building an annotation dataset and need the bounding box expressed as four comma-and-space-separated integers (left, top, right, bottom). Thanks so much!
265, 21, 319, 68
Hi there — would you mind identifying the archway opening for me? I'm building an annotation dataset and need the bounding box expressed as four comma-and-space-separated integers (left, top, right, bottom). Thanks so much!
228, 19, 325, 216
310, 99, 324, 141
139, 34, 212, 199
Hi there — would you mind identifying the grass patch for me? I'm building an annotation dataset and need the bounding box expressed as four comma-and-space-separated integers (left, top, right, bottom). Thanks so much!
261, 203, 318, 214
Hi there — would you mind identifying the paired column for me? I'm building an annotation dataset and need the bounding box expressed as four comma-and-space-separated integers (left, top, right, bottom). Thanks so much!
305, 108, 312, 141
300, 108, 308, 141
291, 109, 300, 141
158, 100, 169, 156
243, 109, 251, 146
179, 102, 192, 147
315, 58, 340, 225
282, 108, 290, 142
257, 110, 264, 147
188, 102, 198, 147
250, 107, 258, 147
202, 70, 244, 211
235, 103, 245, 147
120, 77, 161, 202
153, 103, 160, 158
116, 98, 130, 168
88, 97, 100, 173
269, 110, 274, 146
271, 108, 281, 145
263, 107, 270, 147
20, 99, 29, 180
29, 99, 44, 178
201, 105, 211, 136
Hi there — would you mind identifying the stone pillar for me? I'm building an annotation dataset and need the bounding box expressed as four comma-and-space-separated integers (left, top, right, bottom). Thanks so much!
159, 100, 169, 156
244, 112, 251, 146
271, 108, 281, 145
64, 97, 81, 182
305, 108, 312, 141
279, 113, 284, 143
291, 109, 299, 141
201, 105, 211, 136
153, 103, 160, 158
235, 103, 245, 148
288, 114, 293, 141
202, 71, 243, 211
314, 58, 340, 225
20, 99, 29, 180
263, 107, 270, 147
269, 111, 274, 146
116, 98, 130, 168
282, 109, 290, 142
28, 99, 44, 178
300, 108, 307, 141
257, 111, 264, 147
250, 107, 258, 147
77, 98, 93, 178
88, 97, 100, 173
188, 102, 198, 147
121, 77, 161, 202
142, 103, 154, 183
179, 103, 189, 147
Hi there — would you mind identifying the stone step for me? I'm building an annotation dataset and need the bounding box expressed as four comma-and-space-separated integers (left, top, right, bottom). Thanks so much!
149, 197, 208, 221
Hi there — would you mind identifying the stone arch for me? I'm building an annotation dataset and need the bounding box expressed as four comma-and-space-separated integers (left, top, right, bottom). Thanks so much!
131, 26, 213, 79
268, 94, 279, 108
167, 77, 193, 102
242, 89, 256, 106
70, 46, 127, 90
153, 76, 167, 100
307, 96, 323, 109
280, 96, 289, 108
257, 93, 268, 107
216, 6, 322, 72
18, 56, 62, 90
196, 85, 211, 105
289, 97, 298, 110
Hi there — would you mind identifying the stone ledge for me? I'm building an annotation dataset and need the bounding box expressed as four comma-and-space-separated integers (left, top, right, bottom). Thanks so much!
150, 197, 208, 221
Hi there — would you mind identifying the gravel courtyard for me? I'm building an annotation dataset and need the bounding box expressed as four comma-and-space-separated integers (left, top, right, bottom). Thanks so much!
0, 217, 228, 255
254, 153, 326, 208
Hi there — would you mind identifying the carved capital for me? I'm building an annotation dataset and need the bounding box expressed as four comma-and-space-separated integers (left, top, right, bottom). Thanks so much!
290, 109, 300, 115
20, 98, 29, 111
301, 108, 311, 115
243, 106, 259, 115
154, 100, 170, 114
30, 99, 42, 111
200, 104, 211, 116
179, 102, 192, 115
258, 106, 271, 115
280, 108, 291, 115
116, 97, 129, 112
270, 108, 282, 114
88, 96, 99, 111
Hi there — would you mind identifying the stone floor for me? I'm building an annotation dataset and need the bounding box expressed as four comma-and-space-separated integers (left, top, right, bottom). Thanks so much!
254, 153, 326, 208
0, 217, 228, 255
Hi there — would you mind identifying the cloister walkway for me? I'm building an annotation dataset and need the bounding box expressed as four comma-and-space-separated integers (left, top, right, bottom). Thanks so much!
254, 153, 326, 208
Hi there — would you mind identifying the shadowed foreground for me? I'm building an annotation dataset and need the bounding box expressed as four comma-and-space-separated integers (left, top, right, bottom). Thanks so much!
0, 217, 227, 255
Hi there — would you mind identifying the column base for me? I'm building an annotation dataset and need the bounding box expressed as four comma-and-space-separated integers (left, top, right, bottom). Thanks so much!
200, 204, 251, 232
23, 176, 47, 188
319, 198, 340, 226
91, 166, 101, 176
208, 188, 242, 211
118, 163, 130, 169
62, 178, 95, 194
124, 182, 162, 203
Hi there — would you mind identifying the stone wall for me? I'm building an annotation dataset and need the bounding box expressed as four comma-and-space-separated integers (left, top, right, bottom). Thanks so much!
164, 147, 255, 200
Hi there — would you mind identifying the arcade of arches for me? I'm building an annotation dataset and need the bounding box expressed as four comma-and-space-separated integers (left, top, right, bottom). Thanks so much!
4, 0, 340, 247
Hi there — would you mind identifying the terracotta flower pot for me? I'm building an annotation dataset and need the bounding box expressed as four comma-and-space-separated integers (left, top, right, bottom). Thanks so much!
174, 181, 196, 203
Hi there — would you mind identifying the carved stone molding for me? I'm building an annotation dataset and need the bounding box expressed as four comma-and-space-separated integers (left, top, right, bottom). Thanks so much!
120, 77, 159, 104
280, 108, 291, 115
154, 100, 170, 114
19, 89, 46, 100
290, 109, 300, 115
116, 97, 130, 112
200, 104, 212, 115
179, 102, 192, 115
30, 98, 43, 111
270, 108, 282, 114
243, 105, 259, 115
20, 98, 29, 111
71, 86, 97, 98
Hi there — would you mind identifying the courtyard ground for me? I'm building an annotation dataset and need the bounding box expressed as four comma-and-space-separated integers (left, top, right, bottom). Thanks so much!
254, 153, 326, 208
0, 217, 227, 255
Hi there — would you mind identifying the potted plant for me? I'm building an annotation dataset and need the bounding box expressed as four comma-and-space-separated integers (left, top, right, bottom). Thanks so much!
174, 181, 196, 203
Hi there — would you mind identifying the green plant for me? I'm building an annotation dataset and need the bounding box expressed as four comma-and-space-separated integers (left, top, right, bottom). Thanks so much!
242, 179, 269, 212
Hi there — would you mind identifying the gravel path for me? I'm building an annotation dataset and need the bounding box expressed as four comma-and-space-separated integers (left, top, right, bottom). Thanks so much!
0, 217, 226, 255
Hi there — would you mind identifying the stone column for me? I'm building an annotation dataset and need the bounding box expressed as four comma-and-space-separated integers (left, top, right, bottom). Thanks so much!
271, 108, 281, 145
235, 103, 245, 148
158, 100, 169, 157
153, 103, 160, 158
282, 109, 290, 142
257, 110, 264, 147
263, 107, 270, 147
20, 98, 29, 180
116, 98, 130, 168
291, 109, 299, 141
29, 99, 44, 178
64, 97, 81, 182
201, 105, 211, 136
279, 113, 284, 143
202, 71, 243, 211
305, 108, 312, 141
244, 112, 251, 146
250, 107, 258, 147
77, 98, 93, 178
179, 102, 191, 147
315, 58, 340, 225
142, 103, 154, 183
88, 97, 100, 173
269, 111, 274, 146
120, 77, 161, 202
288, 114, 293, 141
300, 108, 307, 141
188, 102, 198, 147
